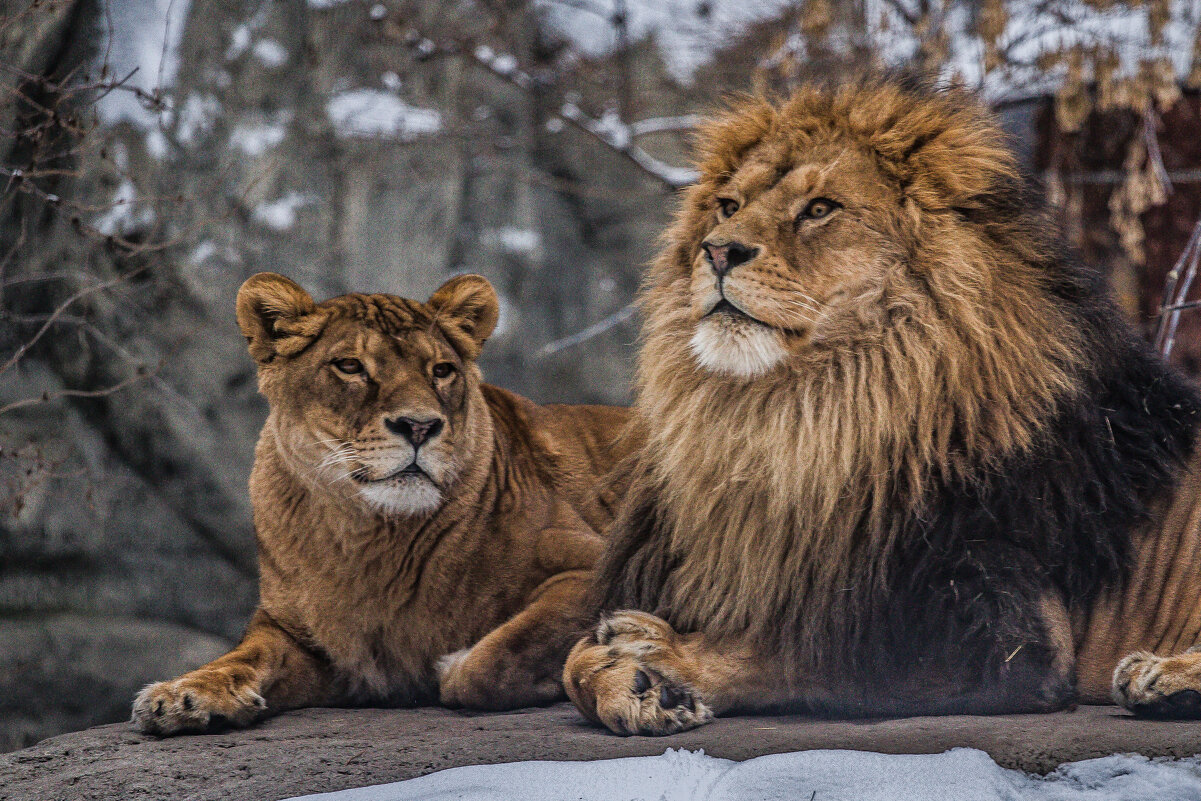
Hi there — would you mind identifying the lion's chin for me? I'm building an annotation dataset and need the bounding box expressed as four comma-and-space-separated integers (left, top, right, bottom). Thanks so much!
356, 475, 443, 517
689, 317, 787, 379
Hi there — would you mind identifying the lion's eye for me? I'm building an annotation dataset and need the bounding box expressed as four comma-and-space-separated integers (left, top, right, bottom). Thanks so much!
332, 358, 364, 375
799, 197, 841, 221
716, 198, 739, 218
432, 362, 455, 379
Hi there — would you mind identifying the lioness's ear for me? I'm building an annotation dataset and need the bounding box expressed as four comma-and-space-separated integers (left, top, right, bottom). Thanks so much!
236, 273, 325, 364
428, 274, 499, 359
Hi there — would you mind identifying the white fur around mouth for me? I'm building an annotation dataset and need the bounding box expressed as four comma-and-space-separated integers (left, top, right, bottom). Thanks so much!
357, 471, 442, 516
689, 316, 787, 379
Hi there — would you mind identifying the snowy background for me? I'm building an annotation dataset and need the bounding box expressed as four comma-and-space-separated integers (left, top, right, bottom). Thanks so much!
1, 0, 1200, 756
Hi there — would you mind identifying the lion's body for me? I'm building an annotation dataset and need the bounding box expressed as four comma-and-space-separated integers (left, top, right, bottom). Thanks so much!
133, 276, 632, 735
564, 80, 1201, 734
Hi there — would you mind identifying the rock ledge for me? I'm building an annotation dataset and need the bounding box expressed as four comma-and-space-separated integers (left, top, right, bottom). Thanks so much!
3, 704, 1201, 801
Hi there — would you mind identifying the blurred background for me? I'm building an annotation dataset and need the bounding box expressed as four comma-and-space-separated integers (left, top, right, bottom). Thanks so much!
1, 0, 1200, 752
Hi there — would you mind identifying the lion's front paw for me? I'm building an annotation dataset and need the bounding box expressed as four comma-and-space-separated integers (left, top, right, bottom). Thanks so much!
132, 673, 267, 735
1113, 651, 1201, 719
564, 613, 713, 736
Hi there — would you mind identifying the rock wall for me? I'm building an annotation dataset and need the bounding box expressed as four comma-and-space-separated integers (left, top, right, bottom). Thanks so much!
0, 0, 696, 750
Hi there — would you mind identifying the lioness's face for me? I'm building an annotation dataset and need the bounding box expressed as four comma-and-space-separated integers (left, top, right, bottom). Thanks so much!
687, 139, 902, 379
236, 273, 499, 517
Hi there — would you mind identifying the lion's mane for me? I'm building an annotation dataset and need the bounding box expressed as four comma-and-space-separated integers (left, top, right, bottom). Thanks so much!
592, 80, 1200, 695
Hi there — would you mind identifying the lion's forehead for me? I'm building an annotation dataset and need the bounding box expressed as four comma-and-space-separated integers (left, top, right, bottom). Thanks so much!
719, 139, 885, 202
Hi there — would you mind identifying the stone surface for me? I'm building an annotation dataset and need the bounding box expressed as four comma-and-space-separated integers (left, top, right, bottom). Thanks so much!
3, 704, 1201, 801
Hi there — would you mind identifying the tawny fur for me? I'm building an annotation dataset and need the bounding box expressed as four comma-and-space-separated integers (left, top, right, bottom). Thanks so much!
132, 274, 634, 735
566, 79, 1201, 735
641, 84, 1080, 651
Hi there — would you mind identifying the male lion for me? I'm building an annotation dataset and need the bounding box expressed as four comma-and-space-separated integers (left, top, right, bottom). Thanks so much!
564, 79, 1201, 736
132, 273, 631, 734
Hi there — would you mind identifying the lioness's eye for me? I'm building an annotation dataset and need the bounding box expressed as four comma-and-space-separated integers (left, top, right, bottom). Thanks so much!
799, 197, 841, 221
332, 358, 364, 375
716, 198, 739, 218
432, 362, 455, 379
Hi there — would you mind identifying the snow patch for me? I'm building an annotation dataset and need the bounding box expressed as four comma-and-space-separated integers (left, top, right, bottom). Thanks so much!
536, 0, 794, 83
226, 24, 253, 60
253, 192, 316, 230
229, 111, 293, 157
94, 0, 193, 127
326, 90, 442, 140
284, 748, 1201, 801
173, 93, 222, 145
307, 0, 352, 8
483, 227, 541, 254
252, 38, 288, 68
93, 180, 155, 236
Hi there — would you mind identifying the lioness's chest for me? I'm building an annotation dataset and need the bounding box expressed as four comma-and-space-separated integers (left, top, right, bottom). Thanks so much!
264, 529, 545, 701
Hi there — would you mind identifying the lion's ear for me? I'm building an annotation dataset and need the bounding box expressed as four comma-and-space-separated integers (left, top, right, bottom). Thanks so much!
428, 274, 499, 359
236, 273, 326, 364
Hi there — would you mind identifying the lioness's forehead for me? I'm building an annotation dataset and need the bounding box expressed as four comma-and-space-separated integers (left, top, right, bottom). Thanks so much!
315, 293, 450, 357
320, 293, 434, 333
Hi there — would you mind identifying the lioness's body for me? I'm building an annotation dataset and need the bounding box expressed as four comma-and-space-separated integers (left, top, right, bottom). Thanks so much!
247, 386, 629, 708
133, 275, 632, 734
564, 80, 1201, 735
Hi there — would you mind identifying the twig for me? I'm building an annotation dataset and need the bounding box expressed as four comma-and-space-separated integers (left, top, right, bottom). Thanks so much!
1154, 215, 1201, 357
558, 102, 699, 189
399, 29, 698, 191
0, 365, 157, 417
0, 266, 146, 379
1143, 110, 1172, 196
536, 301, 637, 358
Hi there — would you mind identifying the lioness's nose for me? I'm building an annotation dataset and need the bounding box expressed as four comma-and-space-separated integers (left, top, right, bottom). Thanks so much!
702, 240, 758, 276
385, 416, 444, 448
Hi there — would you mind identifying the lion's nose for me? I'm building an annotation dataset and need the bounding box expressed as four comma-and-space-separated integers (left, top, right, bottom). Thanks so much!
385, 416, 444, 449
702, 240, 758, 277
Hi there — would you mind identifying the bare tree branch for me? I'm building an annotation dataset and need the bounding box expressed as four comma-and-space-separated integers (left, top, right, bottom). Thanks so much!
0, 365, 158, 417
536, 301, 637, 357
0, 266, 146, 380
1154, 215, 1201, 357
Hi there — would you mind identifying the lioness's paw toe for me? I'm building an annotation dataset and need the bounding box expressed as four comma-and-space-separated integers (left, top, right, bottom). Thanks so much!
132, 677, 266, 735
436, 647, 477, 707
1114, 652, 1201, 719
595, 611, 676, 645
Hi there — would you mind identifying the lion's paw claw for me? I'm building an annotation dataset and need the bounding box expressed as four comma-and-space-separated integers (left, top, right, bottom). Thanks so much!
1114, 651, 1201, 719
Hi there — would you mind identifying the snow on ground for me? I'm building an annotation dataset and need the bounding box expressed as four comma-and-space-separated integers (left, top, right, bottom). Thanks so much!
286, 747, 1201, 801
326, 90, 442, 140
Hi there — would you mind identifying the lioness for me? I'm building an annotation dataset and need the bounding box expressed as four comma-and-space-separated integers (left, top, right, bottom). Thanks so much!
564, 79, 1201, 735
132, 273, 631, 734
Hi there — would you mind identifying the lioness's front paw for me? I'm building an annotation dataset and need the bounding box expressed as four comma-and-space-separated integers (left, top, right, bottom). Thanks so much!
564, 613, 713, 736
132, 673, 267, 735
1113, 651, 1201, 719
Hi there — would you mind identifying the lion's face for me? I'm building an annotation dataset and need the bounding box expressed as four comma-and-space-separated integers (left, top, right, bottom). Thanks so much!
236, 273, 499, 517
686, 139, 903, 379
